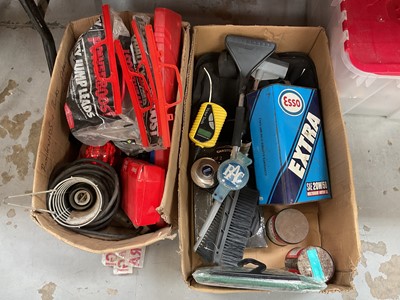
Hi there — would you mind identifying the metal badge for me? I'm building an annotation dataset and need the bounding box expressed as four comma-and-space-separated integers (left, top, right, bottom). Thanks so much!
191, 157, 219, 189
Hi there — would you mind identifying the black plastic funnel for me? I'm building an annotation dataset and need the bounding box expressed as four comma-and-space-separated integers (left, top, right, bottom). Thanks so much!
225, 35, 276, 92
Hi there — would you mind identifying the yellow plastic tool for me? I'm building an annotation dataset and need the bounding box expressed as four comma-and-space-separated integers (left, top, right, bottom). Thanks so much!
189, 68, 227, 148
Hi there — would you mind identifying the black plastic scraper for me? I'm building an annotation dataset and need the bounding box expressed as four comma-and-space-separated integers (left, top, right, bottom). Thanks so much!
225, 35, 276, 157
225, 35, 276, 92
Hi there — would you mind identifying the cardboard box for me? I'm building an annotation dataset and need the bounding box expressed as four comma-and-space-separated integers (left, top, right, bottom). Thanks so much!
32, 13, 190, 253
178, 25, 360, 292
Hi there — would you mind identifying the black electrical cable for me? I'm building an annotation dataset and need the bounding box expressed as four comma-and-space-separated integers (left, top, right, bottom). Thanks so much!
47, 158, 139, 240
73, 228, 143, 241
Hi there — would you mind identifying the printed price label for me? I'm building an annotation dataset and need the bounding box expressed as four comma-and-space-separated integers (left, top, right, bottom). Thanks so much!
101, 247, 146, 275
126, 248, 146, 268
113, 259, 133, 275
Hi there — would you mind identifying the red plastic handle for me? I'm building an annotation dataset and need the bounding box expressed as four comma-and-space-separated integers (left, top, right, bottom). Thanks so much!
90, 5, 122, 115
131, 19, 158, 103
159, 62, 183, 109
125, 59, 155, 112
145, 24, 185, 148
115, 39, 154, 147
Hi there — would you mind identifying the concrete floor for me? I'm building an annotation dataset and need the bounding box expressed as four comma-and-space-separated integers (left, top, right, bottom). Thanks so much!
1, 1, 400, 299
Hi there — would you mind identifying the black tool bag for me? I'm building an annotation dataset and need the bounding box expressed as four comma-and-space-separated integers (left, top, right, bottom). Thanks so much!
192, 51, 320, 145
65, 15, 139, 147
192, 52, 240, 144
258, 52, 320, 89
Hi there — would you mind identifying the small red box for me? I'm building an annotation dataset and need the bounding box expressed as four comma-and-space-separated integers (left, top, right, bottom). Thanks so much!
120, 158, 165, 226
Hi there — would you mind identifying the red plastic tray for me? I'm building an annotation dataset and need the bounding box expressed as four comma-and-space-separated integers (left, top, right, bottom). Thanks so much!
341, 0, 400, 75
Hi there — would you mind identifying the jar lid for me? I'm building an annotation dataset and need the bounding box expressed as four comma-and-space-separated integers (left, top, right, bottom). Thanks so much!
274, 208, 309, 244
297, 246, 335, 283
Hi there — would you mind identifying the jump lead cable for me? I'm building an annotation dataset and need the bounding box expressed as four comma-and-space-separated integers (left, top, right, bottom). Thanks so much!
3, 159, 142, 241
45, 158, 142, 240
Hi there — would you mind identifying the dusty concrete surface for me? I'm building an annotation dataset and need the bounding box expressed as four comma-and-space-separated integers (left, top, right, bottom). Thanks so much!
1, 1, 400, 299
38, 282, 57, 300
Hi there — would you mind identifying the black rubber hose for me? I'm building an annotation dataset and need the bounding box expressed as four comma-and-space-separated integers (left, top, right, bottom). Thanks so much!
47, 158, 138, 240
19, 0, 56, 75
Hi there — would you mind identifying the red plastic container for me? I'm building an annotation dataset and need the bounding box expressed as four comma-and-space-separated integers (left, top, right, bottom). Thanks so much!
79, 141, 118, 166
152, 8, 183, 168
341, 0, 400, 75
120, 158, 165, 227
145, 24, 183, 148
153, 8, 182, 103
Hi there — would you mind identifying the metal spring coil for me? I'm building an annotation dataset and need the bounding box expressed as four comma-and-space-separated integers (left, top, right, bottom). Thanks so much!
46, 158, 138, 240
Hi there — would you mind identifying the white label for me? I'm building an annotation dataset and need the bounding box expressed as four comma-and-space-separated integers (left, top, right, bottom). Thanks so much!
102, 247, 146, 275
223, 164, 245, 186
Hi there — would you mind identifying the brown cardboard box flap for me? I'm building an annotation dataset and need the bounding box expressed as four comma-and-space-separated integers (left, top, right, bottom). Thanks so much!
178, 25, 360, 293
157, 21, 191, 227
31, 210, 175, 253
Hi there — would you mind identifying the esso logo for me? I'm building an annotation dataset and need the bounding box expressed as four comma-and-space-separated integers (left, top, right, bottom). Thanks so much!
278, 90, 304, 116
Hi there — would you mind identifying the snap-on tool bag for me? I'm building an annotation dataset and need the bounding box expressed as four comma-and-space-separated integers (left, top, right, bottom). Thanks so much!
64, 12, 141, 146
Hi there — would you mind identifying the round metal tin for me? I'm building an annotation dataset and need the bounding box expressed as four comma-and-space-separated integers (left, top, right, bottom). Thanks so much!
191, 157, 219, 189
285, 246, 335, 283
266, 208, 309, 246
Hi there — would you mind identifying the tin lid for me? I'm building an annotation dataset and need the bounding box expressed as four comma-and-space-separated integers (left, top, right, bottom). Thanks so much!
341, 0, 400, 75
297, 246, 335, 283
274, 208, 309, 244
191, 157, 219, 189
